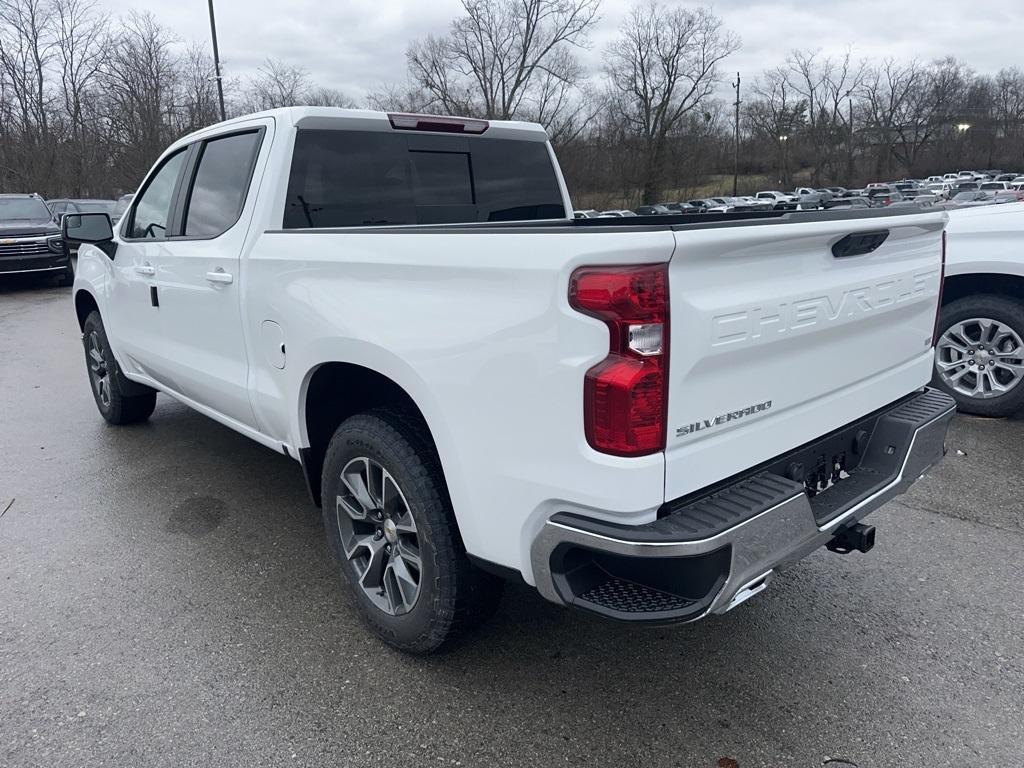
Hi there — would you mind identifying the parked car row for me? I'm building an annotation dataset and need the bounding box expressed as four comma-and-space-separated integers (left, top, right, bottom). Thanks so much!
861, 170, 1024, 206
575, 194, 781, 219
574, 167, 1024, 221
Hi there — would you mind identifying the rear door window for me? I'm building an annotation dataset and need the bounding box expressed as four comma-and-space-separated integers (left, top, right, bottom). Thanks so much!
283, 129, 565, 228
183, 131, 263, 238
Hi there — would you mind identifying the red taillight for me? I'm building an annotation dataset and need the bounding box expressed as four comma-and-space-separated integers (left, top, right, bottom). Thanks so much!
387, 113, 489, 134
932, 230, 947, 346
569, 264, 669, 457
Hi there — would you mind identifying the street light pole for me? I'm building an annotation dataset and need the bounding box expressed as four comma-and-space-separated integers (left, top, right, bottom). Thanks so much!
955, 123, 971, 168
779, 134, 789, 188
732, 72, 741, 197
207, 0, 227, 122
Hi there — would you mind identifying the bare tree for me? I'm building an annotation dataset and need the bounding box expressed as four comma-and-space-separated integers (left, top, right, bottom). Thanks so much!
0, 0, 57, 191
366, 82, 435, 113
242, 58, 310, 110
405, 0, 600, 132
101, 11, 181, 191
305, 85, 358, 108
918, 57, 975, 169
240, 58, 358, 111
529, 48, 601, 143
745, 69, 806, 186
604, 2, 739, 202
778, 49, 864, 185
2, 0, 1024, 207
992, 67, 1024, 166
53, 0, 108, 195
0, 0, 54, 135
178, 43, 222, 132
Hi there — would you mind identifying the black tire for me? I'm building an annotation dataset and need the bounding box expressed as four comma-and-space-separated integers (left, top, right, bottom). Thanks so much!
82, 310, 158, 425
321, 407, 503, 654
56, 251, 75, 287
932, 294, 1024, 417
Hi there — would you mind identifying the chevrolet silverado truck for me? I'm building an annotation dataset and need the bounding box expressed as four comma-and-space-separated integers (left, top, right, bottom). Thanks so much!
65, 108, 956, 653
933, 202, 1024, 416
0, 193, 71, 284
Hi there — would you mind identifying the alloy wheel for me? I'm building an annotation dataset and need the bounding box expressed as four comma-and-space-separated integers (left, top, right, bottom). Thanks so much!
87, 331, 111, 408
936, 317, 1024, 399
335, 456, 422, 615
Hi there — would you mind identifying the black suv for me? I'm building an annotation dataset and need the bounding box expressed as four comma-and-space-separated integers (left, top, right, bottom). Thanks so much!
0, 194, 71, 284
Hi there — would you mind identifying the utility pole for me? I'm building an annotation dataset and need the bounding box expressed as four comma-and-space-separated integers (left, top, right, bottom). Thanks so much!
732, 72, 741, 196
207, 0, 227, 122
847, 95, 854, 184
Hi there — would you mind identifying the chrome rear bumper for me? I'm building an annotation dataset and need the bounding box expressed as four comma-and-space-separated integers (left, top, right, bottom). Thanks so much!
530, 388, 956, 622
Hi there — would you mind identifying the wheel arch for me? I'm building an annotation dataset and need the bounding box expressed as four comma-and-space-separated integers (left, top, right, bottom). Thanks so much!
942, 272, 1024, 306
74, 288, 100, 331
298, 361, 446, 509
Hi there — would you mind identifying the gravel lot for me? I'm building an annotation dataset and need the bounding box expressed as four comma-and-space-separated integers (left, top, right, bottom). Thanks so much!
2, 279, 1022, 768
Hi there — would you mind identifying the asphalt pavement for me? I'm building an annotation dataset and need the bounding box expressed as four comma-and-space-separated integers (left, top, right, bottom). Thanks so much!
1, 278, 1022, 768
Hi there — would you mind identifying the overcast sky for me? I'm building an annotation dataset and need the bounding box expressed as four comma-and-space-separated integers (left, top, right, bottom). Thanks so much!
102, 0, 1023, 101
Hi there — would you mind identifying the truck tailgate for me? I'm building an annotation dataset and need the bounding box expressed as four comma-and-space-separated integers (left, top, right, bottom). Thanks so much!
663, 211, 946, 501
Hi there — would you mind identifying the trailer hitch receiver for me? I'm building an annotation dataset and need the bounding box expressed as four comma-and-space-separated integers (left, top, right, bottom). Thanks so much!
826, 522, 876, 554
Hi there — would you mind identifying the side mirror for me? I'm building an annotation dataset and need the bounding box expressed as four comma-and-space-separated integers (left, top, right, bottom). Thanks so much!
63, 212, 116, 258
63, 212, 114, 243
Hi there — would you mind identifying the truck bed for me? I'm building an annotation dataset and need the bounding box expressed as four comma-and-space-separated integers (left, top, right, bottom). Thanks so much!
267, 206, 933, 234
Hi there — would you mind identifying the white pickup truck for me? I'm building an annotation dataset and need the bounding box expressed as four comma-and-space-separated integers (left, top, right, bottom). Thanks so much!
66, 108, 955, 653
933, 203, 1024, 417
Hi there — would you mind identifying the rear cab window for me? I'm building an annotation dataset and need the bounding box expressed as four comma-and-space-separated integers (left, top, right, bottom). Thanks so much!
283, 130, 565, 228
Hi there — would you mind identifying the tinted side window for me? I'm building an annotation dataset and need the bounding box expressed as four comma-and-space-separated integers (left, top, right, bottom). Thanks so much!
183, 131, 262, 237
283, 130, 565, 228
129, 150, 187, 239
470, 139, 563, 222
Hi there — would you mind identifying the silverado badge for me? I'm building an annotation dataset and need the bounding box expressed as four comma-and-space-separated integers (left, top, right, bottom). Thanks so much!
677, 400, 773, 438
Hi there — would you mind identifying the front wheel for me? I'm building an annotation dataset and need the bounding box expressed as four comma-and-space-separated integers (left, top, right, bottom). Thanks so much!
56, 251, 75, 287
932, 294, 1024, 417
82, 311, 157, 424
321, 408, 503, 653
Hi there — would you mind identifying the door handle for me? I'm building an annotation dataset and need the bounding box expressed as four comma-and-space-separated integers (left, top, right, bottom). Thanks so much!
206, 268, 233, 285
134, 264, 155, 276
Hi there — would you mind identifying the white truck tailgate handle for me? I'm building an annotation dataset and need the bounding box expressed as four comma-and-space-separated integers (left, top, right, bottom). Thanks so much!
133, 264, 155, 276
831, 230, 889, 258
206, 269, 233, 285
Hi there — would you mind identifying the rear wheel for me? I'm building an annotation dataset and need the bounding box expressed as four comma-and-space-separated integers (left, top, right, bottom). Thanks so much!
82, 311, 157, 424
932, 294, 1024, 417
321, 408, 503, 653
